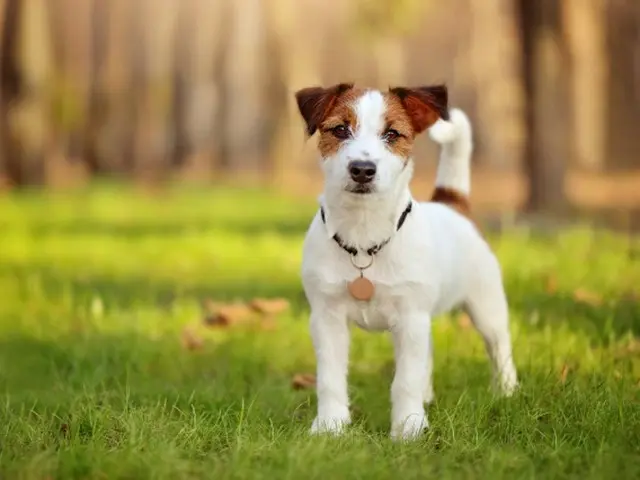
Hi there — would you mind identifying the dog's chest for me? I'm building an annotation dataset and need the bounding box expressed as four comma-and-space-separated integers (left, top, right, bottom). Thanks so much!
345, 285, 406, 331
305, 250, 430, 332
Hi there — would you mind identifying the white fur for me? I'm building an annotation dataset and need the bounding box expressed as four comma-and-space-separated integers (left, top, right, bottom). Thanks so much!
430, 108, 473, 195
301, 92, 518, 441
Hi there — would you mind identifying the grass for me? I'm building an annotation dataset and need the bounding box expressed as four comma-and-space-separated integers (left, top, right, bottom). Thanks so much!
0, 184, 639, 479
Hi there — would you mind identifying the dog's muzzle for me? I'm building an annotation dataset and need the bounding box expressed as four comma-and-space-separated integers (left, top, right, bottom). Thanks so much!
347, 160, 376, 193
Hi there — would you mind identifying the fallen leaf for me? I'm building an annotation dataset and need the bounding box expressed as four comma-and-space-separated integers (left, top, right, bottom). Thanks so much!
202, 298, 223, 315
572, 288, 603, 306
249, 297, 290, 316
260, 318, 278, 331
182, 326, 204, 350
292, 373, 316, 390
204, 303, 254, 327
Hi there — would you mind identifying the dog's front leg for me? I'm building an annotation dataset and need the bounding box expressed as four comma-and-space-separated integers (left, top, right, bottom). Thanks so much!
309, 308, 351, 435
390, 312, 430, 441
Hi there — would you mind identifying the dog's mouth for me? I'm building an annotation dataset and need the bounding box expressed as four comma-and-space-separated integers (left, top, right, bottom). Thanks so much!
345, 184, 374, 195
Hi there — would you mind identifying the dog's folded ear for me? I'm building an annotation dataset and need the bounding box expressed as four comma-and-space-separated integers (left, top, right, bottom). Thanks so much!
389, 85, 449, 134
295, 83, 354, 136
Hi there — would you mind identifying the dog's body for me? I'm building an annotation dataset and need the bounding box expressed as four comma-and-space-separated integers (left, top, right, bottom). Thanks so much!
296, 84, 517, 440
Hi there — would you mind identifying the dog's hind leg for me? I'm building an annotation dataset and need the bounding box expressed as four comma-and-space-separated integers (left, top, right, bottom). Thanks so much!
464, 267, 518, 396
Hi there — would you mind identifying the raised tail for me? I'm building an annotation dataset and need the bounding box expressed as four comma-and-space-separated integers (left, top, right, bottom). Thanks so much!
428, 108, 473, 216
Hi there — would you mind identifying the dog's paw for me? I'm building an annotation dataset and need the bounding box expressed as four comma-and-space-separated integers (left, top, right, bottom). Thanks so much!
310, 409, 351, 436
498, 378, 519, 397
390, 411, 428, 441
495, 368, 518, 397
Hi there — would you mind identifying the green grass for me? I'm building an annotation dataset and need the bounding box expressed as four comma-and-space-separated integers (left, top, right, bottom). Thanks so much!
0, 184, 639, 479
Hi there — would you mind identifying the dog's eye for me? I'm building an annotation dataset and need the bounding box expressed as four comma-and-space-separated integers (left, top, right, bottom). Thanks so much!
331, 125, 351, 140
383, 129, 401, 142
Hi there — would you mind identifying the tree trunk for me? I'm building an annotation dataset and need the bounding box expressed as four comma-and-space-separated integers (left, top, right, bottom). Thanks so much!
267, 0, 323, 184
605, 0, 640, 171
0, 0, 21, 186
563, 0, 607, 172
12, 0, 53, 185
519, 0, 571, 213
469, 0, 525, 170
98, 0, 134, 174
220, 0, 267, 173
130, 0, 180, 183
173, 0, 227, 180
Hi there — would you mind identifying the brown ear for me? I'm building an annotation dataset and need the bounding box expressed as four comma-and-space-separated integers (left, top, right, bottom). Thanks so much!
389, 84, 449, 134
294, 83, 354, 136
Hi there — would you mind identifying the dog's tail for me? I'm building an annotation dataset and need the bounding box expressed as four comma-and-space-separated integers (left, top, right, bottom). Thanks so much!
428, 108, 473, 216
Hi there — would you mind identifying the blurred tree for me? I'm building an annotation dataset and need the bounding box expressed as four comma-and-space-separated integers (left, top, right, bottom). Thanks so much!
266, 0, 325, 183
130, 0, 180, 182
10, 0, 53, 185
220, 0, 269, 173
563, 0, 607, 172
468, 0, 525, 171
519, 0, 571, 213
97, 0, 135, 174
0, 0, 22, 186
172, 0, 226, 180
604, 0, 640, 171
47, 0, 93, 174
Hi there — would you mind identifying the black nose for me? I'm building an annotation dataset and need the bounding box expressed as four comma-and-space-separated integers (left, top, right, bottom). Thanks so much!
348, 160, 376, 184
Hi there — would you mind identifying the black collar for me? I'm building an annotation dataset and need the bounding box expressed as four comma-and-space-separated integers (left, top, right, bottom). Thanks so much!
320, 201, 413, 257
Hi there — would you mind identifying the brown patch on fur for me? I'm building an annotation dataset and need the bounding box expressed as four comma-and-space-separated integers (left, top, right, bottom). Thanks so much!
382, 93, 419, 159
295, 83, 369, 158
389, 85, 449, 134
431, 187, 471, 218
295, 83, 354, 136
317, 88, 366, 157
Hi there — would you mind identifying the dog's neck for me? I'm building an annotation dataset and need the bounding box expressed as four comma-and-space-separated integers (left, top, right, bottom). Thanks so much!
320, 169, 413, 251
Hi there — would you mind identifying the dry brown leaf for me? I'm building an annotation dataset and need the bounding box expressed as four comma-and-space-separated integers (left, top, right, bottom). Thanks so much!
249, 297, 290, 315
292, 373, 316, 390
260, 318, 278, 331
182, 326, 204, 350
560, 364, 571, 383
572, 288, 603, 306
204, 303, 254, 327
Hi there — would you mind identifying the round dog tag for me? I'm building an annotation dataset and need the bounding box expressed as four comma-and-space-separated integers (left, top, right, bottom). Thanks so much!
348, 276, 375, 301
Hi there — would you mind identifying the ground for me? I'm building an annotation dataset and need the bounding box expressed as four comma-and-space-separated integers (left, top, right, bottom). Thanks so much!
0, 185, 639, 479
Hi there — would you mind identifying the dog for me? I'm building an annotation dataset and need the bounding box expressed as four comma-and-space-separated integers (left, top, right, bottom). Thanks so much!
294, 83, 518, 441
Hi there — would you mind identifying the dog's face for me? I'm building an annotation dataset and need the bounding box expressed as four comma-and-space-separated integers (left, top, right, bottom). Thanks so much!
295, 83, 448, 196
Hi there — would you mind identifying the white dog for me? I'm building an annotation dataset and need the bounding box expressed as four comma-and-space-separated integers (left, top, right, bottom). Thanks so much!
295, 83, 518, 441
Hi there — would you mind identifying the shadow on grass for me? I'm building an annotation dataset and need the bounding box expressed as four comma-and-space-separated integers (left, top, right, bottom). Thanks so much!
3, 260, 637, 345
0, 262, 309, 313
11, 217, 312, 240
507, 286, 639, 344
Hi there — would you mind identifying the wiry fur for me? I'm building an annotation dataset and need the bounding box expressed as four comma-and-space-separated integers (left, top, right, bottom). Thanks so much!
296, 84, 518, 441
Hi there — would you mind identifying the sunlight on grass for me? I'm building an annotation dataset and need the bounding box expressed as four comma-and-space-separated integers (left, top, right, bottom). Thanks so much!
0, 185, 638, 479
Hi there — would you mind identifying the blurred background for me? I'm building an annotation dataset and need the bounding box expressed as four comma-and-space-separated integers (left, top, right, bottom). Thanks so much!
0, 0, 638, 227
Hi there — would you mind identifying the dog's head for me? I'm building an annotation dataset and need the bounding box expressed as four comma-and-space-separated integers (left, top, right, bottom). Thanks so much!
295, 83, 448, 197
